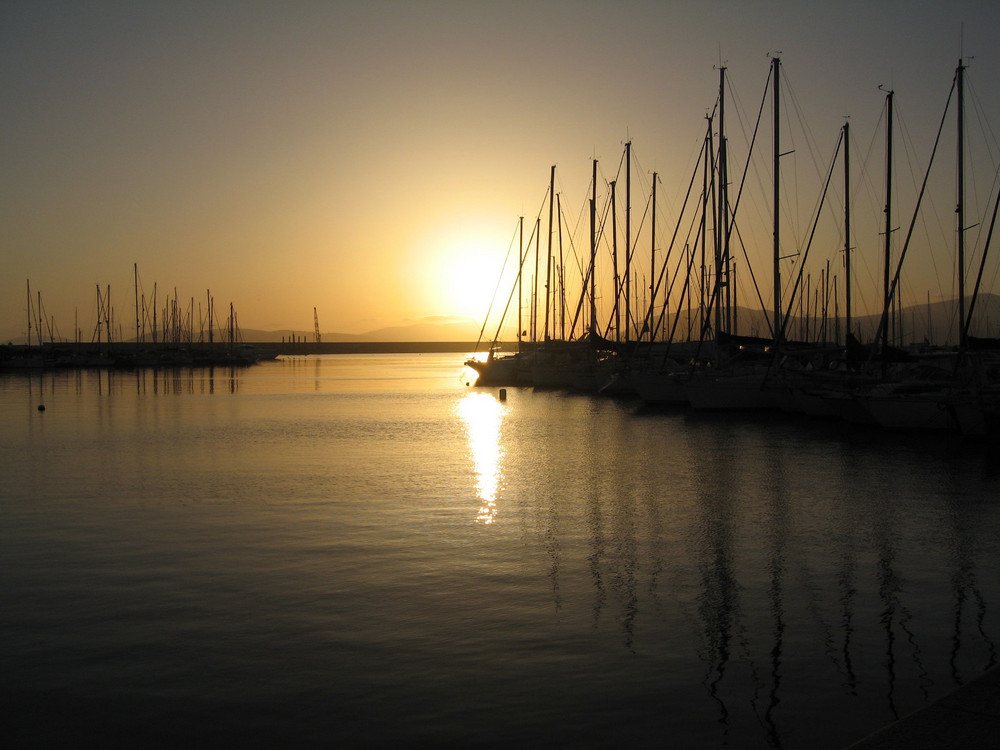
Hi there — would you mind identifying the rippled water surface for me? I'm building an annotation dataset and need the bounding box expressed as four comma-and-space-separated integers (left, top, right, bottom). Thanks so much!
3, 354, 1000, 748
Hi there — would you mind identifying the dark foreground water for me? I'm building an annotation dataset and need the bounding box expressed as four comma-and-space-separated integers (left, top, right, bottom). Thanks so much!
3, 354, 999, 748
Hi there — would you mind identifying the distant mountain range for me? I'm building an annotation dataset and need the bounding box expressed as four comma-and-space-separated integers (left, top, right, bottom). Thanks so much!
697, 293, 1000, 346
7, 296, 1000, 346
291, 294, 1000, 346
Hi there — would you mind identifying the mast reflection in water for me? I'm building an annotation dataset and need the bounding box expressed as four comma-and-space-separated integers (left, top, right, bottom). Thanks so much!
2, 354, 999, 749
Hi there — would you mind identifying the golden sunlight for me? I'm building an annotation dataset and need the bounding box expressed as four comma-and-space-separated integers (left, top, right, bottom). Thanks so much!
431, 231, 507, 319
456, 391, 505, 524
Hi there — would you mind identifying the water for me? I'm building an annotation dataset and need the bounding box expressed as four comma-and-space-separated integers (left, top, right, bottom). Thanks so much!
2, 354, 999, 748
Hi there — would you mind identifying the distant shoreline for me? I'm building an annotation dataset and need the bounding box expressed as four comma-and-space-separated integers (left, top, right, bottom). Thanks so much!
260, 341, 503, 355
1, 340, 509, 363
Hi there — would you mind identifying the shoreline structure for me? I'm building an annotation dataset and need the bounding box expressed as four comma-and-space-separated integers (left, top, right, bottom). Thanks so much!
0, 340, 485, 369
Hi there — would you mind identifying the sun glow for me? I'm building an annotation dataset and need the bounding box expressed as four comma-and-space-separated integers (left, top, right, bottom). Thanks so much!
424, 224, 510, 319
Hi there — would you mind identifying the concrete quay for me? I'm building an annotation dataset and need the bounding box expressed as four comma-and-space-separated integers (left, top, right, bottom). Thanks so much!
845, 666, 1000, 749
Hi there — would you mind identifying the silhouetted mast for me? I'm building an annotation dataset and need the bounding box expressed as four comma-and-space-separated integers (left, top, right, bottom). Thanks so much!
717, 65, 729, 339
957, 58, 967, 350
625, 140, 632, 339
590, 158, 597, 336
532, 218, 540, 342
611, 180, 619, 341
882, 85, 894, 355
134, 263, 140, 345
544, 164, 555, 341
26, 280, 32, 347
517, 216, 524, 347
772, 55, 782, 350
844, 119, 852, 343
558, 193, 565, 340
701, 116, 711, 339
648, 171, 657, 341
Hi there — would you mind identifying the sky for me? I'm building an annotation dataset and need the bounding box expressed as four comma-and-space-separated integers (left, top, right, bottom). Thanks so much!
2, 1, 999, 343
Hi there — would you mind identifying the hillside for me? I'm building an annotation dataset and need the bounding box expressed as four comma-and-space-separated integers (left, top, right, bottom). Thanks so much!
242, 317, 492, 344
7, 296, 999, 347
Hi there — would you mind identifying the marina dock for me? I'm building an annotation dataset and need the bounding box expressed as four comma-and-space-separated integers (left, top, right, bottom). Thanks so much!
846, 667, 1000, 749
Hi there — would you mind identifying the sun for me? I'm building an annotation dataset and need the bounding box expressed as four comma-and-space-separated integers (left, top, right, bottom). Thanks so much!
422, 225, 512, 319
415, 216, 520, 322
441, 246, 505, 317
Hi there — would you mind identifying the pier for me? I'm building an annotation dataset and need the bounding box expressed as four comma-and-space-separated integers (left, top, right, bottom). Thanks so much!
846, 666, 1000, 749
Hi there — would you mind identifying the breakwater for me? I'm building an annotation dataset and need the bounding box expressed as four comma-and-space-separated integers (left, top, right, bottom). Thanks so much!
0, 340, 490, 369
271, 340, 486, 355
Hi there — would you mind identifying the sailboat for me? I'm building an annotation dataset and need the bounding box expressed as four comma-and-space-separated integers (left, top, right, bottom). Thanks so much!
856, 57, 1000, 433
681, 56, 790, 411
465, 213, 539, 387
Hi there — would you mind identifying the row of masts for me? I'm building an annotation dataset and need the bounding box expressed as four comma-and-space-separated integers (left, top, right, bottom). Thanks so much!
503, 60, 781, 351
22, 264, 242, 349
492, 55, 996, 359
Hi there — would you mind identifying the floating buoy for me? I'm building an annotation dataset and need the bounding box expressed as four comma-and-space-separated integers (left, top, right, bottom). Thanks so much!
498, 388, 507, 401
37, 404, 45, 412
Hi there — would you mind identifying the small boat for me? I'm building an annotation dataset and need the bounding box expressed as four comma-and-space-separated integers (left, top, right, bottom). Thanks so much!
465, 347, 531, 386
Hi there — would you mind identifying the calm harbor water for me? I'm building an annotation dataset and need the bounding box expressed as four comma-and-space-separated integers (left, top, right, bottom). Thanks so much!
3, 353, 999, 748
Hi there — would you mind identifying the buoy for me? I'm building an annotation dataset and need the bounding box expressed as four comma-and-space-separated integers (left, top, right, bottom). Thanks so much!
498, 388, 507, 401
37, 404, 45, 412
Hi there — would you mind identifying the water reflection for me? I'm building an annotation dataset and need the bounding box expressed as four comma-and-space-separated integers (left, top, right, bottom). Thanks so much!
947, 497, 998, 683
8, 357, 1000, 749
692, 426, 742, 742
10, 365, 245, 400
763, 443, 789, 748
457, 392, 505, 524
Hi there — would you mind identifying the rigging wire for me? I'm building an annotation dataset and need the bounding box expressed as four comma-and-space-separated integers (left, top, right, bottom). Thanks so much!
473, 219, 524, 348
872, 67, 956, 354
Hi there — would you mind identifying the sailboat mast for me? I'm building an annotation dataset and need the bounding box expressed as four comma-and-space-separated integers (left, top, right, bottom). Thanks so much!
558, 193, 565, 339
544, 165, 555, 341
611, 180, 619, 341
105, 285, 112, 345
957, 58, 966, 350
844, 119, 852, 343
649, 171, 657, 341
517, 216, 524, 347
134, 263, 140, 345
625, 140, 632, 339
26, 280, 32, 347
718, 65, 730, 336
590, 158, 597, 336
823, 260, 830, 342
732, 262, 738, 336
883, 86, 894, 353
701, 117, 710, 339
772, 55, 782, 349
533, 219, 540, 342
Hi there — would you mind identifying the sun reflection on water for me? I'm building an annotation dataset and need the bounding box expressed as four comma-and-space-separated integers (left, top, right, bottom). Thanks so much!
457, 391, 505, 523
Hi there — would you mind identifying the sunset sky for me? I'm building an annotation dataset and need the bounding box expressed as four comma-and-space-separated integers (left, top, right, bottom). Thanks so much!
3, 1, 999, 342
